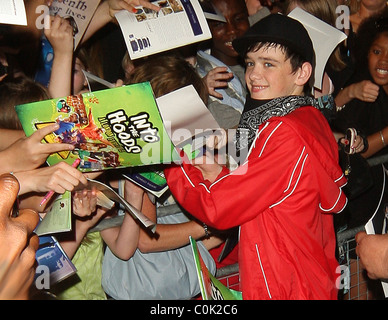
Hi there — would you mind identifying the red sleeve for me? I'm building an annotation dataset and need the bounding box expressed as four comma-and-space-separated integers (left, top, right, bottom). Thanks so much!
164, 122, 316, 229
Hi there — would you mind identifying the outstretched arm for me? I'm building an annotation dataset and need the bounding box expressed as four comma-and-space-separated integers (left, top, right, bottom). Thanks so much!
100, 179, 141, 260
45, 15, 74, 98
0, 124, 75, 174
83, 0, 160, 43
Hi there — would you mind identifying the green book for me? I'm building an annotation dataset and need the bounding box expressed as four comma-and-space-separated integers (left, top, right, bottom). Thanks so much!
15, 82, 181, 172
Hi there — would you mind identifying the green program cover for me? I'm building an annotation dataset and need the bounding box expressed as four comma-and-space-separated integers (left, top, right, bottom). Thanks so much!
15, 82, 180, 172
190, 236, 242, 300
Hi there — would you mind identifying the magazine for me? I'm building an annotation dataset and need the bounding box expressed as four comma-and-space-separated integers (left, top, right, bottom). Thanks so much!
190, 236, 242, 300
81, 72, 169, 197
288, 7, 347, 90
48, 0, 101, 48
0, 0, 27, 25
35, 235, 77, 286
15, 83, 219, 171
15, 82, 183, 171
115, 0, 211, 60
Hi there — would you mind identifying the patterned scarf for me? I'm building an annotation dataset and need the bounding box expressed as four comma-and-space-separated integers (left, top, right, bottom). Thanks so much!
235, 95, 318, 152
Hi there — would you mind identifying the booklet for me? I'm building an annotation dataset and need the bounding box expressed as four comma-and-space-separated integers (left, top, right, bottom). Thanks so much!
15, 82, 181, 171
190, 236, 242, 300
115, 0, 211, 60
35, 235, 77, 286
48, 0, 101, 48
0, 0, 27, 26
35, 191, 72, 236
288, 7, 347, 90
16, 81, 219, 171
123, 166, 169, 198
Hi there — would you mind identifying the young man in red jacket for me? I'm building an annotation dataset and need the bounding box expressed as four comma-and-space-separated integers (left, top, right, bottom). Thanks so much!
164, 14, 347, 299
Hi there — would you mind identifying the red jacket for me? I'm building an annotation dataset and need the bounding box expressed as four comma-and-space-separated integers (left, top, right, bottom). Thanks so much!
164, 106, 347, 299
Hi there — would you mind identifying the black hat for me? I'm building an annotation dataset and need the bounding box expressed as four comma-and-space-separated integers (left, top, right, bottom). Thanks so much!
232, 14, 315, 65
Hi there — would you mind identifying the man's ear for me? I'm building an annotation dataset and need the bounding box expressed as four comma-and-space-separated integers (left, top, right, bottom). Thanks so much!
295, 62, 312, 86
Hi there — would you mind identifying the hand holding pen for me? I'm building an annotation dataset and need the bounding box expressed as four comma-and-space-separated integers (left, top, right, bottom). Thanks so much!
40, 158, 84, 207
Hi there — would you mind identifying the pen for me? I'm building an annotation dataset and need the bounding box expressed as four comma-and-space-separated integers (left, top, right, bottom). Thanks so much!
39, 158, 81, 207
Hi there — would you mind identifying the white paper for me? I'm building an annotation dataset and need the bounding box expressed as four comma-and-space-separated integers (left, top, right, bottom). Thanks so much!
288, 7, 347, 90
0, 0, 27, 26
49, 0, 101, 49
115, 0, 212, 60
156, 85, 220, 149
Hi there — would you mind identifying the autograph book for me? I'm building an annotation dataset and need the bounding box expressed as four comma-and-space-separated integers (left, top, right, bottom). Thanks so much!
16, 81, 220, 173
15, 82, 183, 172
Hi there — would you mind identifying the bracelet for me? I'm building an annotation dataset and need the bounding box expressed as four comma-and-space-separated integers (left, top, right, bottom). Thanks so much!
203, 223, 210, 238
380, 130, 386, 147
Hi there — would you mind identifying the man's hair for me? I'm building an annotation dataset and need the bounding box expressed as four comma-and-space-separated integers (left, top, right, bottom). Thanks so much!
246, 42, 306, 73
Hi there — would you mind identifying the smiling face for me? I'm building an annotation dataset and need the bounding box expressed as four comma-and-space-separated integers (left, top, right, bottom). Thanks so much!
208, 0, 250, 66
245, 44, 312, 100
368, 32, 388, 93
